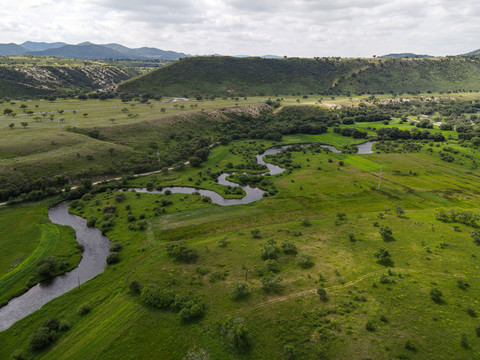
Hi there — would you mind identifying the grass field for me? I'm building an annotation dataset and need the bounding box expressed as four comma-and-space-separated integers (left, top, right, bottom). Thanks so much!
1, 134, 480, 359
0, 199, 81, 306
1, 93, 480, 359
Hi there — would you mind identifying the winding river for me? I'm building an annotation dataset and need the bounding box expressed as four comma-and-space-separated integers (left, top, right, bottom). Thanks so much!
0, 141, 375, 330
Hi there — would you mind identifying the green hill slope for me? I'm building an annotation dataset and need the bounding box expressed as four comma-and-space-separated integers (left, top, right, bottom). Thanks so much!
118, 56, 480, 97
118, 56, 369, 96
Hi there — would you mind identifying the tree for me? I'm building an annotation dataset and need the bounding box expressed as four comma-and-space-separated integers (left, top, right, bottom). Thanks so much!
21, 122, 28, 129
394, 205, 405, 217
3, 108, 13, 115
374, 247, 392, 265
317, 286, 327, 301
83, 113, 88, 118
472, 230, 480, 245
219, 317, 249, 351
8, 123, 14, 129
379, 225, 393, 241
189, 156, 202, 167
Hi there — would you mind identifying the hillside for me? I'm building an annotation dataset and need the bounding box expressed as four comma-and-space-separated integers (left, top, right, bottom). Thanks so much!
0, 65, 138, 97
118, 56, 480, 97
118, 56, 370, 96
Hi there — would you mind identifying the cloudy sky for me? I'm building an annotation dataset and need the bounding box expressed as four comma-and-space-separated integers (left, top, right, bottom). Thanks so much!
2, 0, 480, 57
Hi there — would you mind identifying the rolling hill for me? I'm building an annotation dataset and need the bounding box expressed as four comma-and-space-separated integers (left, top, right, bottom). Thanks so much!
118, 56, 480, 97
0, 41, 190, 60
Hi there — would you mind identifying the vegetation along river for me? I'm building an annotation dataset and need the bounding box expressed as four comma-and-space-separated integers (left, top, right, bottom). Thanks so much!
0, 141, 374, 330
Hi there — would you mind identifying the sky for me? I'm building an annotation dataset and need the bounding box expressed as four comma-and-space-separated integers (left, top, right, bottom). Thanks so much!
2, 0, 480, 57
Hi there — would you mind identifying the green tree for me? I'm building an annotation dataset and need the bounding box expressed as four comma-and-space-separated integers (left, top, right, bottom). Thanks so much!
317, 286, 327, 301
374, 247, 392, 265
21, 122, 28, 129
379, 225, 393, 240
8, 123, 14, 129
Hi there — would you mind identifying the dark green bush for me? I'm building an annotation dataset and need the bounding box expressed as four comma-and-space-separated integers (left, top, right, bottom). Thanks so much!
106, 252, 120, 265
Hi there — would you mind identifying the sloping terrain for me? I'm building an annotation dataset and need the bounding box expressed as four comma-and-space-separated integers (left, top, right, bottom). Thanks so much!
0, 65, 138, 97
118, 56, 480, 96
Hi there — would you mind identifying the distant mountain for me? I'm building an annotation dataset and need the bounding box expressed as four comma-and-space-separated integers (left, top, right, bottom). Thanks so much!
0, 41, 189, 60
21, 41, 67, 52
462, 49, 480, 56
28, 44, 129, 59
0, 43, 28, 56
379, 53, 433, 59
102, 43, 190, 61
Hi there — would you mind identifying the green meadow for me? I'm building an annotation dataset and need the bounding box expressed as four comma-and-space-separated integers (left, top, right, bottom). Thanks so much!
1, 93, 480, 359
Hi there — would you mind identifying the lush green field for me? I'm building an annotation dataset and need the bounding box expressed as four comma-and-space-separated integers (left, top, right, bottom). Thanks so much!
0, 199, 81, 306
2, 133, 480, 359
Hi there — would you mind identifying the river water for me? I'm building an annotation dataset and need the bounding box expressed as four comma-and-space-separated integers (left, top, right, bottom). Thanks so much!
0, 141, 375, 330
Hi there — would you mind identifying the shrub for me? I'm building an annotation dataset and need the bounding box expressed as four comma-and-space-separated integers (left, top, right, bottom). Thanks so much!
374, 247, 392, 265
296, 253, 314, 268
11, 349, 26, 360
231, 282, 250, 300
475, 325, 480, 337
207, 270, 229, 283
457, 278, 470, 290
165, 241, 198, 262
379, 225, 393, 240
301, 218, 311, 226
251, 228, 261, 238
219, 317, 249, 351
114, 193, 126, 203
141, 284, 174, 309
78, 304, 91, 315
260, 239, 279, 260
41, 317, 60, 331
178, 300, 206, 322
127, 214, 136, 222
317, 287, 327, 301
29, 327, 54, 350
217, 237, 229, 248
430, 288, 443, 303
109, 242, 123, 252
365, 320, 376, 332
281, 240, 297, 254
405, 340, 417, 351
129, 281, 142, 294
106, 252, 120, 265
261, 274, 283, 293
86, 216, 97, 227
265, 259, 281, 272
36, 256, 56, 280
59, 320, 70, 332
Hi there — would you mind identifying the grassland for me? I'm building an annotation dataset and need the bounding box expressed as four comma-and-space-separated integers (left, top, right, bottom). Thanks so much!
2, 132, 480, 358
0, 198, 81, 306
1, 93, 480, 359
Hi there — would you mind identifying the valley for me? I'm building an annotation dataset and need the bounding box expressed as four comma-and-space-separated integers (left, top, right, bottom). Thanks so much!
1, 55, 480, 359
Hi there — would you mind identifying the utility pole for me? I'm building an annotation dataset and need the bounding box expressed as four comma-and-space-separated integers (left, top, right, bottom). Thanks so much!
378, 166, 383, 189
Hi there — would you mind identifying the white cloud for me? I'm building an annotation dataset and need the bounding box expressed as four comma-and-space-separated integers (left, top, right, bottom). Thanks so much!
3, 0, 480, 56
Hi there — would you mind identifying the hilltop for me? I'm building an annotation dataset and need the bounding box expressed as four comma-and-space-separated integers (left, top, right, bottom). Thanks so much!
0, 41, 189, 61
118, 56, 480, 97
